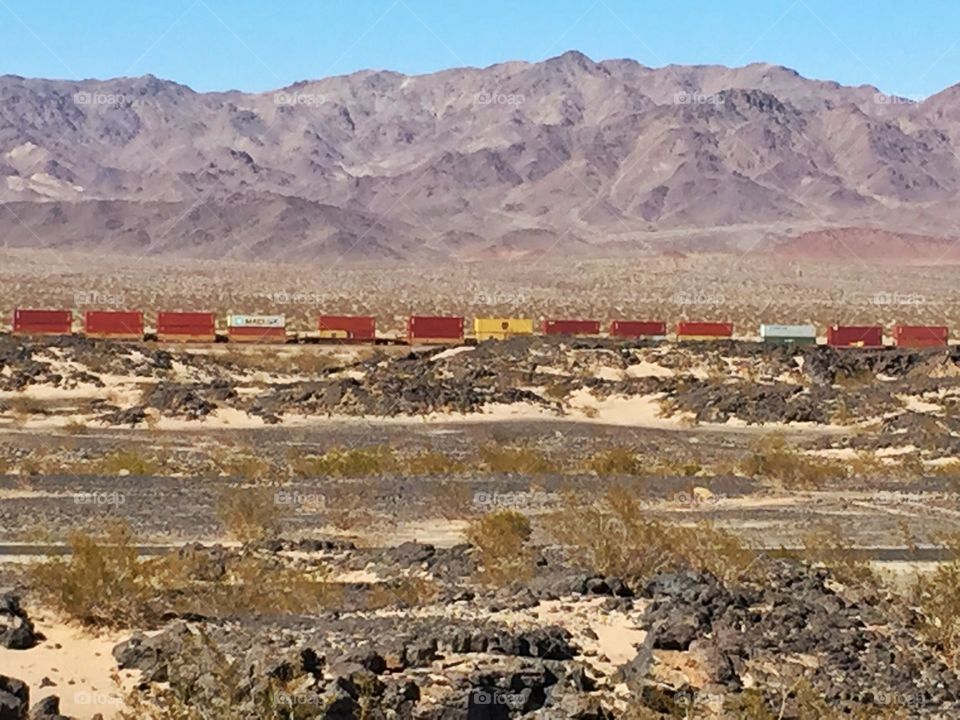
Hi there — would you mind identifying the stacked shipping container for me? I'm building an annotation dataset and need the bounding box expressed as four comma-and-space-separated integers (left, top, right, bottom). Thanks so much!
542, 319, 601, 336
827, 325, 883, 348
893, 325, 949, 348
609, 320, 667, 338
407, 315, 464, 344
156, 312, 217, 343
676, 321, 734, 340
84, 311, 144, 340
474, 317, 534, 341
13, 309, 72, 335
759, 324, 817, 345
227, 315, 286, 343
318, 315, 376, 342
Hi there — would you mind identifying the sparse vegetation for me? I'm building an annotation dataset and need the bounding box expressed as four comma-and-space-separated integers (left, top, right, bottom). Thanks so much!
465, 509, 534, 585
548, 487, 754, 583
739, 434, 841, 489
478, 443, 557, 475
217, 486, 280, 541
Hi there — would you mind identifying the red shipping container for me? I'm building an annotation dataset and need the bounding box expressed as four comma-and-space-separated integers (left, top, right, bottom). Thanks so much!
827, 325, 883, 348
407, 315, 464, 344
157, 311, 216, 342
610, 320, 667, 338
542, 320, 601, 336
84, 311, 144, 340
893, 325, 948, 348
318, 315, 376, 342
676, 321, 733, 339
13, 309, 72, 335
227, 327, 287, 343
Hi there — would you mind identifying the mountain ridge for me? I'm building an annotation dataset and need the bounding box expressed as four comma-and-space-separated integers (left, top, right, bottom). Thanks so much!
2, 51, 960, 262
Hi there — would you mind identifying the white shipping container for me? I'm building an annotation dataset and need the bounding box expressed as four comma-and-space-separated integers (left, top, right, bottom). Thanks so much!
227, 315, 285, 328
760, 324, 816, 338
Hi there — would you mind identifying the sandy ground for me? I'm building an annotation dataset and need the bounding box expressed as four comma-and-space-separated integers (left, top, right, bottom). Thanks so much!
0, 614, 136, 719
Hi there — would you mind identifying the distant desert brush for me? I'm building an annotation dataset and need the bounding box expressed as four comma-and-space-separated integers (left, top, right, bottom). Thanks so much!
217, 486, 280, 541
465, 509, 534, 585
739, 434, 841, 489
548, 486, 753, 583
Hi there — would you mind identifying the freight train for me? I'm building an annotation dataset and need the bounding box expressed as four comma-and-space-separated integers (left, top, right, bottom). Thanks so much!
6, 308, 952, 348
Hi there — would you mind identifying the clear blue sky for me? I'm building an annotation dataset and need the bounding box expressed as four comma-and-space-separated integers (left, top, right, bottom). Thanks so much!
1, 0, 958, 97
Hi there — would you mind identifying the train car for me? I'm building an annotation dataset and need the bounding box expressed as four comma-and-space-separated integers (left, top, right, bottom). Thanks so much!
84, 310, 144, 340
893, 324, 949, 348
609, 320, 667, 339
227, 315, 287, 343
676, 321, 733, 340
760, 324, 817, 345
542, 319, 601, 336
13, 309, 72, 336
318, 315, 376, 342
474, 317, 535, 341
826, 325, 883, 348
407, 315, 464, 344
157, 311, 217, 343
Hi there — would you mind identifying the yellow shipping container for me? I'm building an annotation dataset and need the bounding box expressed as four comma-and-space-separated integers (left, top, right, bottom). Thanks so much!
473, 317, 535, 341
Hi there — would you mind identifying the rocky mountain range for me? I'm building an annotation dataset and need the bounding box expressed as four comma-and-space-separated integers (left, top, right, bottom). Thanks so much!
2, 50, 960, 262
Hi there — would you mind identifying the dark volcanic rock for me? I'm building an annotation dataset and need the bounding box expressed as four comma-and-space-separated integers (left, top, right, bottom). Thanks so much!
0, 594, 40, 650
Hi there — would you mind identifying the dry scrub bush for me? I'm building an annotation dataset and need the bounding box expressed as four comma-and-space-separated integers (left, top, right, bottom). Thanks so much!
428, 479, 477, 520
478, 444, 558, 475
217, 486, 280, 541
914, 533, 960, 668
465, 509, 534, 585
739, 434, 841, 489
582, 446, 646, 476
548, 487, 753, 584
31, 521, 340, 629
799, 524, 881, 589
404, 450, 466, 476
293, 445, 399, 478
365, 575, 442, 610
95, 448, 163, 476
217, 451, 275, 482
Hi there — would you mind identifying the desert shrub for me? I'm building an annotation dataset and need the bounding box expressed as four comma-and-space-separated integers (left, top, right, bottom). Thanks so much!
799, 524, 881, 589
428, 479, 477, 520
478, 444, 557, 475
914, 532, 960, 668
582, 446, 646, 476
365, 575, 442, 610
404, 450, 466, 476
96, 448, 162, 476
739, 434, 840, 489
217, 486, 280, 541
29, 522, 166, 627
217, 451, 275, 482
294, 445, 399, 478
548, 487, 753, 584
465, 509, 534, 585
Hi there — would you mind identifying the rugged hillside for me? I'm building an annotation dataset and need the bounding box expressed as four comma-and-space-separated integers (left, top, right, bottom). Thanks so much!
2, 51, 960, 260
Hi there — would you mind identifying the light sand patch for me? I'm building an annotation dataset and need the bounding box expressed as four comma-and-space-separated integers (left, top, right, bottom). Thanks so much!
625, 361, 674, 379
430, 346, 474, 361
898, 395, 944, 414
0, 614, 137, 719
566, 390, 690, 428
